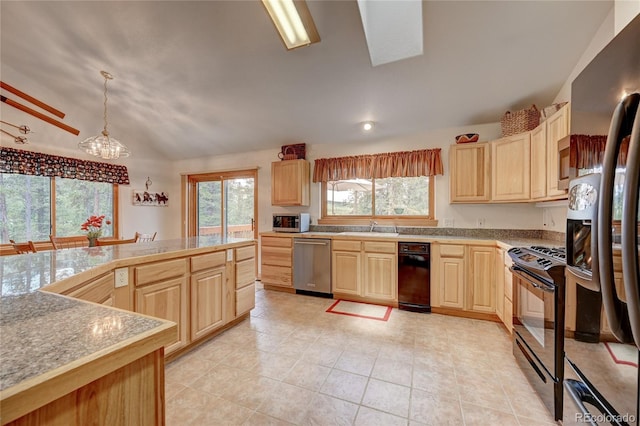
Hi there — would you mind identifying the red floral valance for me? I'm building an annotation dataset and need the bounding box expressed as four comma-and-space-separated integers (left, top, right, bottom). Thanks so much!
313, 148, 443, 182
569, 134, 628, 169
0, 147, 130, 185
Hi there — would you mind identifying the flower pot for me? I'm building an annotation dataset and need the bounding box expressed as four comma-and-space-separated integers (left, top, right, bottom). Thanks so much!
88, 237, 98, 247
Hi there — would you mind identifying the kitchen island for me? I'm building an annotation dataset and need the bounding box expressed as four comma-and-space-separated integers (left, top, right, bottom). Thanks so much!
0, 236, 256, 425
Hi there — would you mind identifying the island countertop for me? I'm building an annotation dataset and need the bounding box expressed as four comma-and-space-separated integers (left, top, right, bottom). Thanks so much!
0, 236, 255, 424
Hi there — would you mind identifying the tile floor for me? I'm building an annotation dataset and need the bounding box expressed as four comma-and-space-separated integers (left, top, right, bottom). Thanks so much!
165, 285, 558, 425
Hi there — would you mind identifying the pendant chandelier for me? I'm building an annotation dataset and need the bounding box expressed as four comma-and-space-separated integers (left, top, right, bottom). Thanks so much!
78, 71, 130, 160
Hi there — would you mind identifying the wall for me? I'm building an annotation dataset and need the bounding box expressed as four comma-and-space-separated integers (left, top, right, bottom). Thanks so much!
615, 0, 640, 34
173, 122, 545, 238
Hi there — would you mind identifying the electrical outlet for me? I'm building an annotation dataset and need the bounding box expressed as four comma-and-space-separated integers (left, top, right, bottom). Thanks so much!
477, 218, 486, 228
226, 249, 233, 262
115, 268, 128, 288
443, 218, 455, 227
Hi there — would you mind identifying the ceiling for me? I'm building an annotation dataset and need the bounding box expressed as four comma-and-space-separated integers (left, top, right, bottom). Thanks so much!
0, 1, 613, 161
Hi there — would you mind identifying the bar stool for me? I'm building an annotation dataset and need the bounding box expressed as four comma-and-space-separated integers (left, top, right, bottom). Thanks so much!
50, 235, 89, 249
135, 232, 157, 242
96, 236, 137, 246
10, 240, 37, 254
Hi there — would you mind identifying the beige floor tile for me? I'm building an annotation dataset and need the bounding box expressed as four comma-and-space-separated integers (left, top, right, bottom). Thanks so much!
218, 347, 264, 370
371, 357, 413, 387
192, 395, 254, 425
409, 388, 463, 425
517, 415, 559, 426
242, 411, 294, 426
190, 364, 253, 397
320, 369, 369, 403
301, 393, 359, 426
377, 342, 415, 363
412, 366, 459, 400
257, 382, 317, 424
354, 406, 408, 426
461, 402, 519, 426
457, 375, 512, 413
361, 378, 411, 418
165, 386, 217, 426
274, 336, 318, 359
505, 387, 556, 422
334, 350, 377, 376
284, 361, 332, 391
301, 341, 344, 368
165, 354, 216, 387
250, 351, 298, 380
165, 382, 186, 401
218, 375, 280, 410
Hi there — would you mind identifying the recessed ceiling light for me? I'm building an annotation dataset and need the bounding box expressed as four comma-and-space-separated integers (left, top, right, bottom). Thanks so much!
362, 121, 374, 131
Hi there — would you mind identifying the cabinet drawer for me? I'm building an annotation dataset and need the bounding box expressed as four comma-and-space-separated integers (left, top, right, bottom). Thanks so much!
363, 241, 396, 254
135, 258, 188, 286
261, 264, 292, 286
262, 246, 292, 266
236, 284, 255, 316
67, 272, 114, 305
332, 240, 362, 252
191, 251, 226, 273
262, 236, 292, 248
235, 245, 255, 261
440, 244, 465, 257
236, 258, 256, 289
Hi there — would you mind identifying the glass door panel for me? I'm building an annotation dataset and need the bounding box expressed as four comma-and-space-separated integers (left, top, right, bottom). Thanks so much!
197, 181, 222, 238
224, 178, 254, 239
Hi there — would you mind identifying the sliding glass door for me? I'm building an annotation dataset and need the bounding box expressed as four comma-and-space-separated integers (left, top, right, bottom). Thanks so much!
188, 169, 257, 240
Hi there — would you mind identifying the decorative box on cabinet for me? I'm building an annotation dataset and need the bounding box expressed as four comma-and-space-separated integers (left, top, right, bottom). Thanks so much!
271, 159, 310, 206
449, 143, 491, 203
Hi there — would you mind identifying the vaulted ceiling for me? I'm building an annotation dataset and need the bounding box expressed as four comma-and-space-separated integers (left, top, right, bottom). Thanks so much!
0, 1, 612, 161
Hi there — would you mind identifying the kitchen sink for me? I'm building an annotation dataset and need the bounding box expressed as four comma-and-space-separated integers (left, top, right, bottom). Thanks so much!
339, 232, 399, 237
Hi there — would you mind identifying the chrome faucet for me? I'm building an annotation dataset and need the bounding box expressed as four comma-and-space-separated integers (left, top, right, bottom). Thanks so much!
369, 220, 378, 232
393, 224, 398, 233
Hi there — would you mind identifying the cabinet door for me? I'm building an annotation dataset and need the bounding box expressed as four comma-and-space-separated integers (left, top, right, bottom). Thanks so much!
190, 267, 225, 341
363, 252, 397, 302
449, 143, 491, 202
546, 104, 570, 198
135, 277, 188, 354
530, 122, 547, 199
438, 257, 465, 309
332, 250, 361, 295
495, 249, 505, 321
491, 134, 531, 201
467, 246, 496, 313
271, 160, 310, 206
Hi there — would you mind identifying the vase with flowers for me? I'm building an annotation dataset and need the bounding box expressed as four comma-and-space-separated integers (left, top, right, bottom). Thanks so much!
81, 215, 111, 247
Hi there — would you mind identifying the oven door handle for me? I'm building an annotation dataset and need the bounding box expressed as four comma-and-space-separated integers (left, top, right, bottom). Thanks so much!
510, 266, 555, 293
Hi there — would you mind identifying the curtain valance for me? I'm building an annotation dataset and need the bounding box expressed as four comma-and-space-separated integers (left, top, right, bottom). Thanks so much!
569, 134, 628, 169
0, 147, 130, 185
313, 148, 443, 182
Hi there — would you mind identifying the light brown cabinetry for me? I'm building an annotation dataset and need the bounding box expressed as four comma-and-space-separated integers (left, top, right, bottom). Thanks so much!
467, 245, 496, 313
503, 250, 514, 333
495, 248, 505, 321
190, 252, 226, 341
260, 235, 293, 289
271, 160, 310, 206
546, 103, 570, 198
332, 239, 397, 304
491, 133, 531, 201
449, 142, 491, 203
530, 122, 547, 199
235, 245, 256, 316
432, 243, 465, 309
135, 276, 189, 354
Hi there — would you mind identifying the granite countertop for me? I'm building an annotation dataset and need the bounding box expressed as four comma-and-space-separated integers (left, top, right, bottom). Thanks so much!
1, 236, 255, 296
0, 236, 252, 402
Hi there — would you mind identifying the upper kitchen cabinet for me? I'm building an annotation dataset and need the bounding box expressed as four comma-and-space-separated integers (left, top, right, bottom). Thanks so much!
449, 142, 491, 203
530, 121, 547, 199
491, 133, 531, 201
271, 160, 310, 206
545, 103, 570, 198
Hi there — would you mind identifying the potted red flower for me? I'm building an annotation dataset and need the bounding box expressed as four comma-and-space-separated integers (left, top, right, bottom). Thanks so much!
80, 215, 111, 247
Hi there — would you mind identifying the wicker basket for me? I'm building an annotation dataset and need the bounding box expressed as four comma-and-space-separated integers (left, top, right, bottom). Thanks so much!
501, 104, 540, 137
282, 147, 297, 160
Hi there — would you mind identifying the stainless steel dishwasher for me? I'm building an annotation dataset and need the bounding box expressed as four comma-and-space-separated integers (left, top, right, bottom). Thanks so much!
293, 238, 332, 297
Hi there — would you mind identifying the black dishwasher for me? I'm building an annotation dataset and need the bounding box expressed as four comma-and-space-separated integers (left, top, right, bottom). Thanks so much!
398, 242, 431, 313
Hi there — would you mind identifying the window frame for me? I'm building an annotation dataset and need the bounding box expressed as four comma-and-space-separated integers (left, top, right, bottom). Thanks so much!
0, 174, 119, 254
319, 177, 437, 226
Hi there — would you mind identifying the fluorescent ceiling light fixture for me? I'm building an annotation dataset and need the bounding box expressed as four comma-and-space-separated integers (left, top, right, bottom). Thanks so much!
262, 0, 320, 50
357, 0, 423, 66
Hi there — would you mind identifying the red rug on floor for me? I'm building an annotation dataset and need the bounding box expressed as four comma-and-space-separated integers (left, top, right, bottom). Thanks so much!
326, 299, 392, 321
604, 342, 639, 367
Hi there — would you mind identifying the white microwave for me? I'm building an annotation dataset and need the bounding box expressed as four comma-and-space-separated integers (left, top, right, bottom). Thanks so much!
272, 213, 310, 233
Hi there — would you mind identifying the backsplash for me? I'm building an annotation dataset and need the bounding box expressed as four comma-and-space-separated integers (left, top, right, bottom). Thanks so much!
310, 225, 565, 243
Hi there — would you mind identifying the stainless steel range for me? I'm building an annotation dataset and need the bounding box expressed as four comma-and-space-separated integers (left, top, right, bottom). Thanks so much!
508, 245, 566, 421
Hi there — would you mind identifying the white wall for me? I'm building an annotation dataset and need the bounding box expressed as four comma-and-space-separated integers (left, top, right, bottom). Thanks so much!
173, 122, 545, 236
615, 0, 640, 34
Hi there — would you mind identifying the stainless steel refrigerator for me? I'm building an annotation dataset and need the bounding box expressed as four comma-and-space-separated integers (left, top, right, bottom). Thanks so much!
563, 14, 640, 426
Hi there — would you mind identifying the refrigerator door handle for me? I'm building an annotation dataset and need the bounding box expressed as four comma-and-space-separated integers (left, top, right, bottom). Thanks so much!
622, 102, 640, 350
598, 93, 639, 343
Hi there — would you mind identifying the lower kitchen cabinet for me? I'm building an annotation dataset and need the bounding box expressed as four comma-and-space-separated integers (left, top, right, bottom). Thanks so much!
495, 248, 505, 321
135, 277, 189, 355
332, 239, 397, 304
235, 245, 256, 316
190, 267, 225, 341
260, 235, 293, 289
467, 245, 496, 313
432, 243, 465, 310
